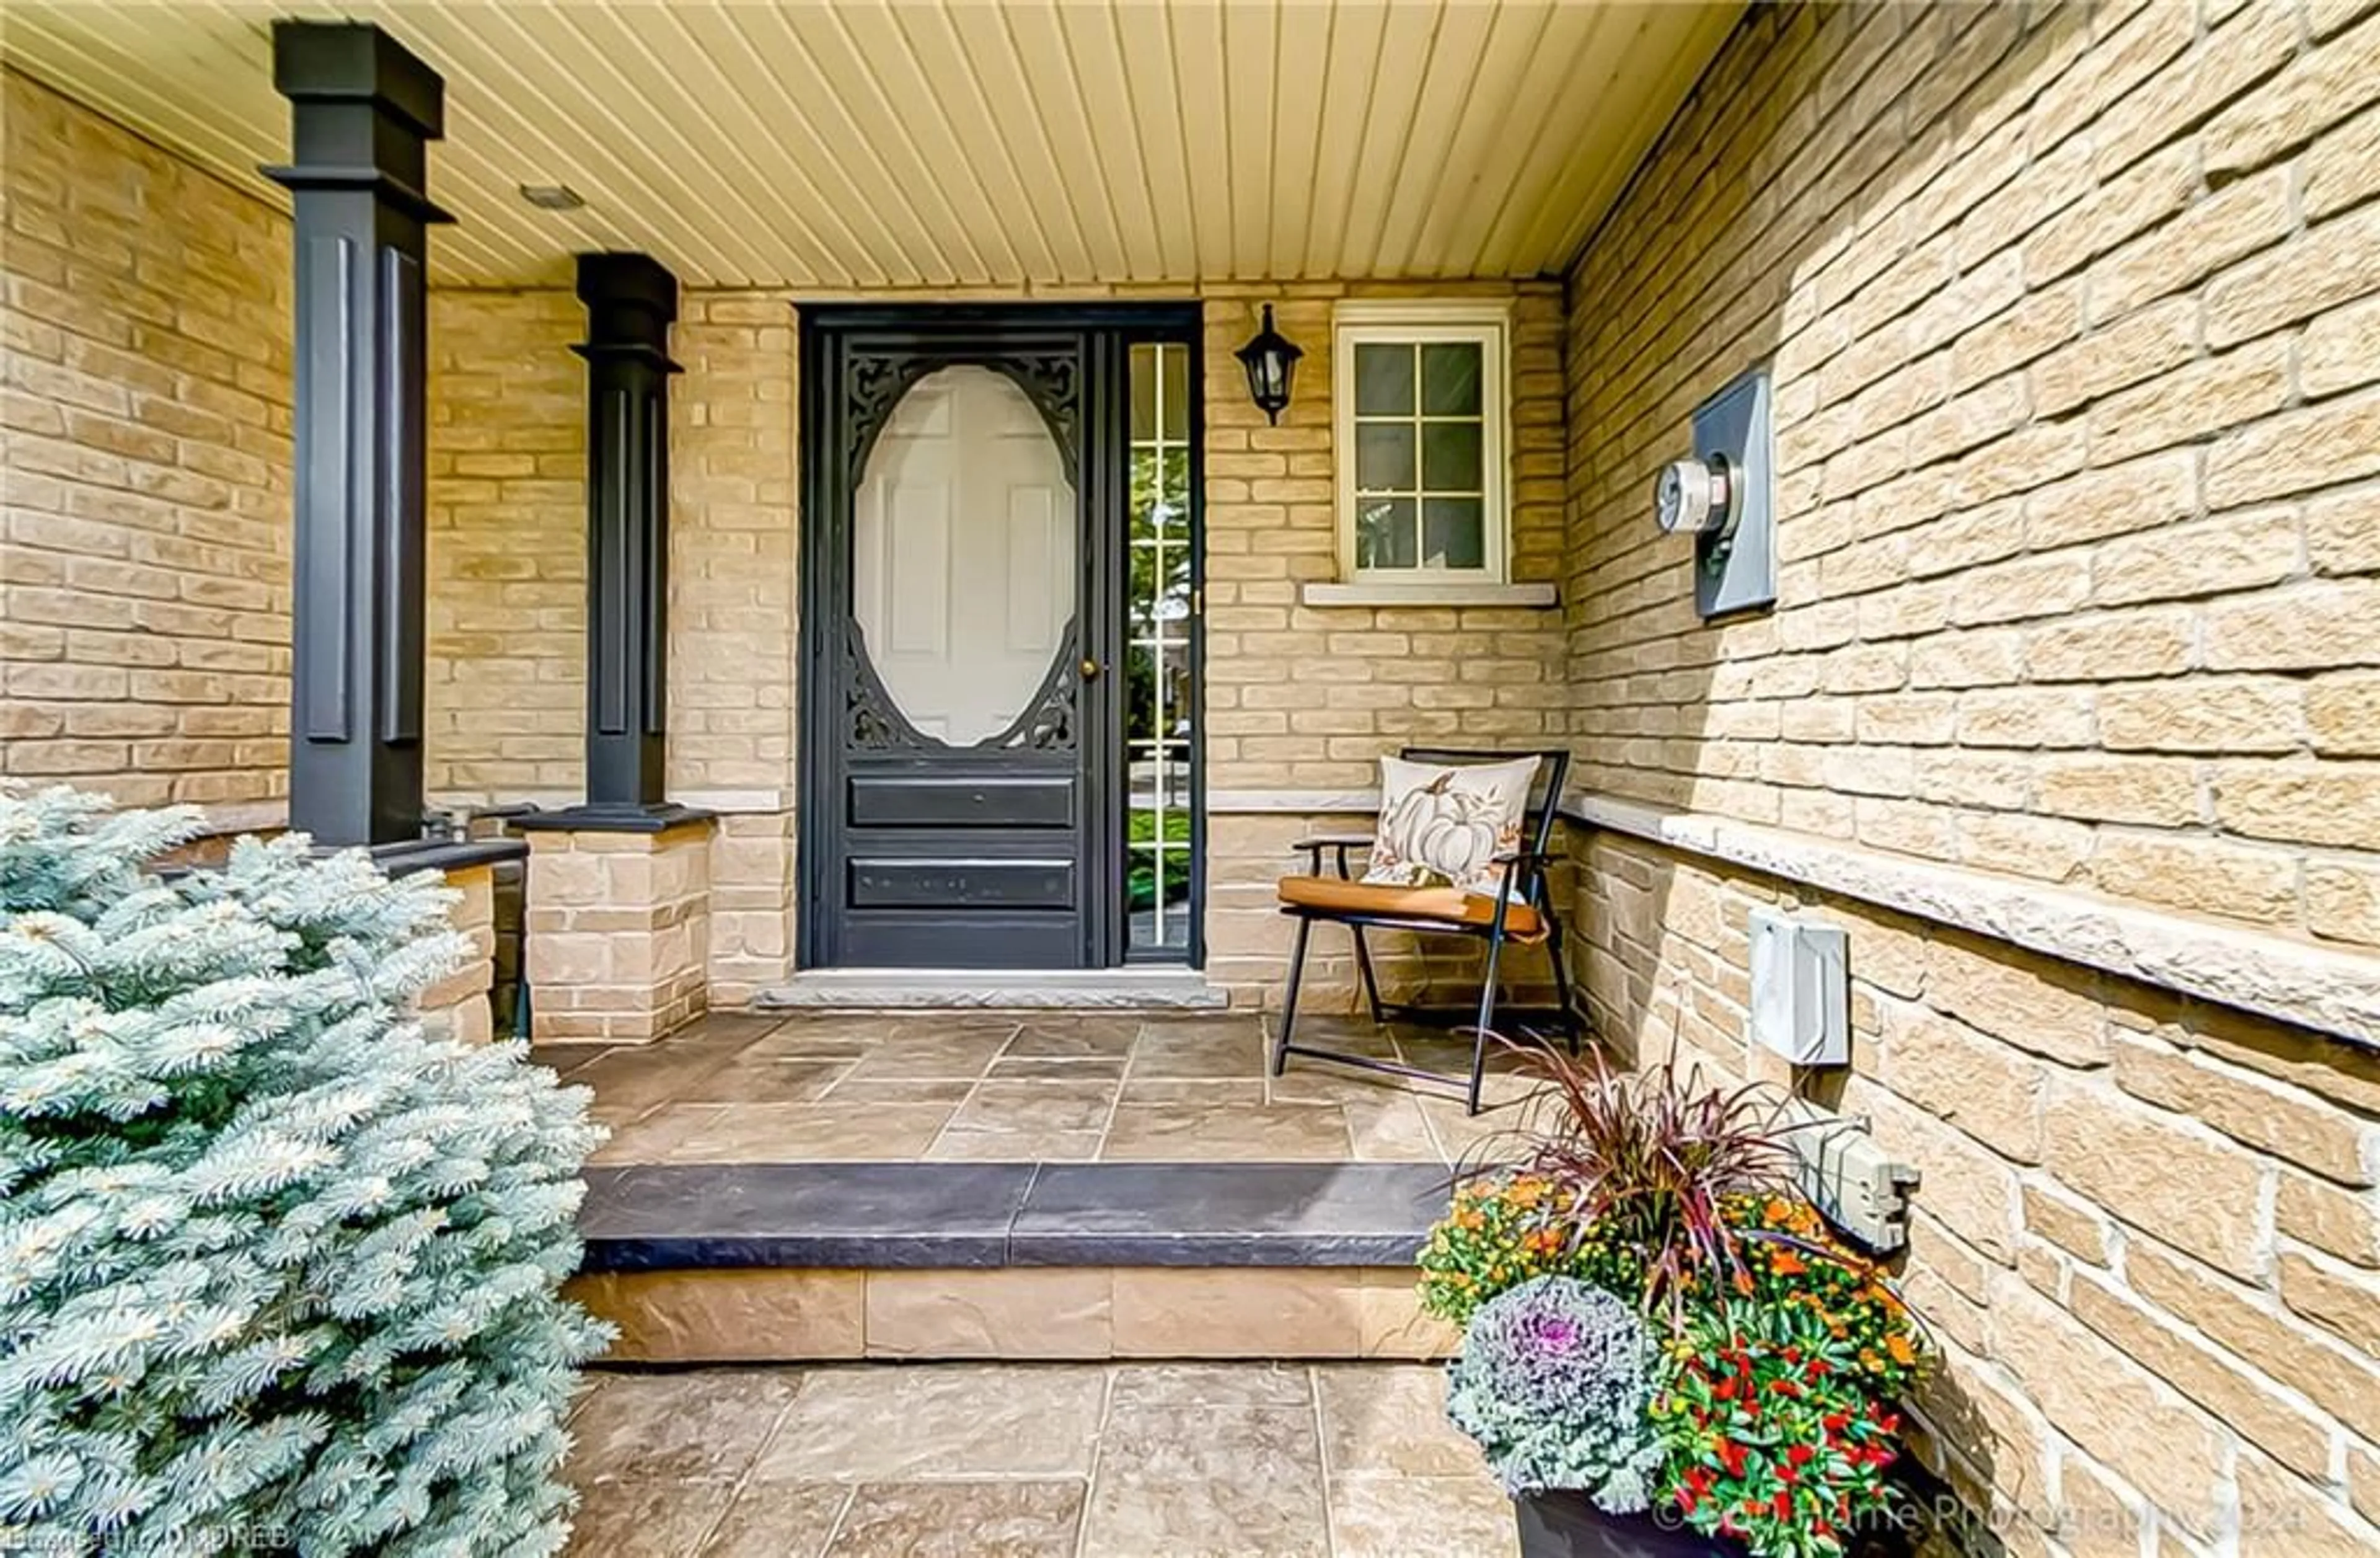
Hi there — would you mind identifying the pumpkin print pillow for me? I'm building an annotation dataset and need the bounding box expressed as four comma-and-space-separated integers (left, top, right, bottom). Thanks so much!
1361, 755, 1541, 898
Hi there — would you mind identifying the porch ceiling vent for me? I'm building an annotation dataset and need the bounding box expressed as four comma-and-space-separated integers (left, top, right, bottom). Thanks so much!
1235, 304, 1302, 425
518, 183, 584, 210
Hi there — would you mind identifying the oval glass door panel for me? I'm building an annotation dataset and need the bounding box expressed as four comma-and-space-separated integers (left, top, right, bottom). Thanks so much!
852, 365, 1077, 746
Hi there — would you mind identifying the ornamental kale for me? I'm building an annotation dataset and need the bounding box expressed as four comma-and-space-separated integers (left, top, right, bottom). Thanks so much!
0, 786, 609, 1556
1445, 1276, 1667, 1512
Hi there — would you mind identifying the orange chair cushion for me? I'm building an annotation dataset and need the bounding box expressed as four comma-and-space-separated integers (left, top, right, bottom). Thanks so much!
1276, 874, 1543, 940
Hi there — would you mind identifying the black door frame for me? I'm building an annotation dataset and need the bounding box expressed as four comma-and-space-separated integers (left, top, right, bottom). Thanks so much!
796, 301, 1204, 972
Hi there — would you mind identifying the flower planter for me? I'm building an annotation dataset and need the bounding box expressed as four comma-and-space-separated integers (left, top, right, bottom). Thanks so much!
1515, 1490, 1928, 1558
1514, 1493, 1740, 1558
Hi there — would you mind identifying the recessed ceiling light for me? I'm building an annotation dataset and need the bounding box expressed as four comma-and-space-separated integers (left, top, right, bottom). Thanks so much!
518, 184, 584, 211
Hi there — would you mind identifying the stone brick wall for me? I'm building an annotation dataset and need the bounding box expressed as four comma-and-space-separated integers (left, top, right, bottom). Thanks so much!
419, 288, 800, 1001
707, 808, 796, 1009
413, 285, 806, 815
1573, 829, 2380, 1551
1199, 280, 1567, 1001
424, 290, 585, 808
1561, 2, 2380, 1547
1, 68, 292, 817
667, 292, 800, 801
663, 291, 801, 1000
1564, 0, 2380, 954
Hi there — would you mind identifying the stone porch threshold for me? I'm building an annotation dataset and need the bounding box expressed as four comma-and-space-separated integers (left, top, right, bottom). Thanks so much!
578, 1161, 1446, 1273
755, 967, 1229, 1011
570, 1161, 1458, 1362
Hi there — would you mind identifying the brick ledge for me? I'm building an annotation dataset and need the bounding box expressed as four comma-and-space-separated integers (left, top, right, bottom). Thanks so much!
1299, 580, 1558, 609
1562, 790, 2380, 1050
1208, 789, 1377, 813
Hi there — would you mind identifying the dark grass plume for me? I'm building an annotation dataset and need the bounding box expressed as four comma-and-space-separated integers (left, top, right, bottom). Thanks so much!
1457, 1035, 1800, 1322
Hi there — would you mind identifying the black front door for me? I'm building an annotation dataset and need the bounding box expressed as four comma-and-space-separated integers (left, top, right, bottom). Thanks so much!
798, 304, 1199, 970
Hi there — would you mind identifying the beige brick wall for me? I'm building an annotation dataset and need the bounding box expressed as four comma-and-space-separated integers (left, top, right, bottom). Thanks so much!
708, 807, 795, 1009
1198, 280, 1572, 1002
666, 291, 800, 799
662, 291, 800, 998
1565, 0, 2380, 952
1570, 826, 2380, 1551
1563, 2, 2380, 1547
418, 288, 801, 999
1, 68, 292, 813
425, 290, 584, 807
419, 288, 805, 805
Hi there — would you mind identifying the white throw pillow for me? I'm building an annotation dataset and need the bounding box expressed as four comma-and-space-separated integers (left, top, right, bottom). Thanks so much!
1361, 755, 1541, 898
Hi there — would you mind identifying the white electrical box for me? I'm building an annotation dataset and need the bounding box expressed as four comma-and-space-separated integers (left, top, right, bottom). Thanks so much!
1750, 908, 1849, 1067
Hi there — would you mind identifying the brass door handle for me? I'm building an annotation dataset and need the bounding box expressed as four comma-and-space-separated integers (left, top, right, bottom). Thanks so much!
1080, 658, 1103, 681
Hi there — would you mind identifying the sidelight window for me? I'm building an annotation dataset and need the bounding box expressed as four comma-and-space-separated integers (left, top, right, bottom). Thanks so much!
1126, 341, 1195, 958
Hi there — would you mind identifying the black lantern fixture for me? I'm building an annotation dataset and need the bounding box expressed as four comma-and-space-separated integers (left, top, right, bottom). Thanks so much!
1235, 303, 1302, 424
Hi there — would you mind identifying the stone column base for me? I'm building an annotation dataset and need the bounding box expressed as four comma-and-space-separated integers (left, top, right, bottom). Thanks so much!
522, 811, 717, 1042
376, 839, 526, 1048
415, 861, 498, 1046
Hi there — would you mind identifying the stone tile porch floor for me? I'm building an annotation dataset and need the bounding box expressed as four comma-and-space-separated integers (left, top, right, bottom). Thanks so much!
563, 1360, 1517, 1558
534, 1012, 1559, 1169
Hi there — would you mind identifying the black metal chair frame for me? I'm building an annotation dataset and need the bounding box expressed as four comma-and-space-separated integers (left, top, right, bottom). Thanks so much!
1269, 746, 1582, 1114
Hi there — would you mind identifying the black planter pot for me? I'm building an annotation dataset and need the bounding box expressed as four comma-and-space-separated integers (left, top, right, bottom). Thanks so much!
1514, 1494, 1741, 1558
1515, 1489, 1927, 1558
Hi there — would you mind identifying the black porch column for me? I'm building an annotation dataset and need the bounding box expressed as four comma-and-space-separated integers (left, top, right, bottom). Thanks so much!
264, 22, 450, 848
571, 252, 682, 818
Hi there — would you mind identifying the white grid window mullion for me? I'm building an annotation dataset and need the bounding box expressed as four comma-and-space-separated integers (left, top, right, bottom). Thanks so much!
1126, 342, 1192, 952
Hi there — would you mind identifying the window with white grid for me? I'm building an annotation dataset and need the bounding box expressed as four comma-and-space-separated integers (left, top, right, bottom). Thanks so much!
1333, 301, 1511, 583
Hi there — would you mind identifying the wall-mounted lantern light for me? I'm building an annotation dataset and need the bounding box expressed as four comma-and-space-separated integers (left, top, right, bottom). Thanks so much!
1235, 304, 1302, 424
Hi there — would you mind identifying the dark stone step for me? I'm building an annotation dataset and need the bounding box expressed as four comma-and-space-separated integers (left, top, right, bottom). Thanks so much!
577, 1161, 1453, 1273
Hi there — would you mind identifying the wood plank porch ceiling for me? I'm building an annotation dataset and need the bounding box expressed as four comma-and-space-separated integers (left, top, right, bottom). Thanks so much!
0, 1, 1737, 290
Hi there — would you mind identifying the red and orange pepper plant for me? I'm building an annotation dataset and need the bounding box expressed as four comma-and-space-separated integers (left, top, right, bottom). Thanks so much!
1654, 1300, 1908, 1557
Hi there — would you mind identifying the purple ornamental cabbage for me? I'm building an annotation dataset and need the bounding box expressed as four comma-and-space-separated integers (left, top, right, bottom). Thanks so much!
1445, 1275, 1666, 1511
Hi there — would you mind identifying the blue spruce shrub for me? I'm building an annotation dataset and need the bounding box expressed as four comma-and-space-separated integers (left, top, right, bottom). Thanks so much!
1445, 1274, 1667, 1511
0, 787, 610, 1556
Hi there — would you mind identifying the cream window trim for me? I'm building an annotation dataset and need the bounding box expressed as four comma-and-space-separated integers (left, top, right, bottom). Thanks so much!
1332, 299, 1514, 585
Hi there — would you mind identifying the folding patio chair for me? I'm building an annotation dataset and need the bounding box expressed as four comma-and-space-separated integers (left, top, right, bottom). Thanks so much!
1269, 746, 1582, 1114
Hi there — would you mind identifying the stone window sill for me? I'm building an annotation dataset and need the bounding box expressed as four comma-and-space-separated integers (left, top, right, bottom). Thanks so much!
1298, 580, 1558, 609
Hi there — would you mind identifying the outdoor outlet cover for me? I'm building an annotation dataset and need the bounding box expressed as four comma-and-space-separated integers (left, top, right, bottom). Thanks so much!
1750, 907, 1849, 1068
1778, 1099, 1921, 1254
1690, 365, 1776, 617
